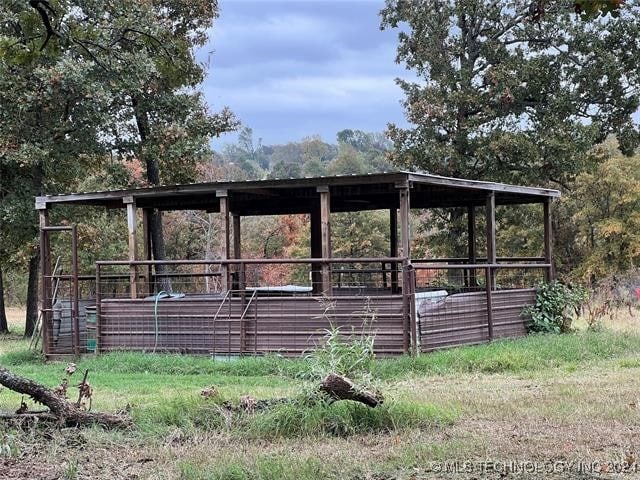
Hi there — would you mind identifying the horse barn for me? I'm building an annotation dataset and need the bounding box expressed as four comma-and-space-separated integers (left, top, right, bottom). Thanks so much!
35, 171, 559, 359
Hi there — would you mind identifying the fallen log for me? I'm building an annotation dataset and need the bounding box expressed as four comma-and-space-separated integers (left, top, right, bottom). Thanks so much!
320, 373, 383, 407
0, 367, 130, 429
211, 373, 383, 413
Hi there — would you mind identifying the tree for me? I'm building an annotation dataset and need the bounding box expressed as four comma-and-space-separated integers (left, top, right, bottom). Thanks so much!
565, 154, 640, 282
0, 2, 112, 335
380, 0, 640, 187
221, 127, 267, 178
0, 268, 8, 334
0, 0, 237, 329
380, 0, 639, 260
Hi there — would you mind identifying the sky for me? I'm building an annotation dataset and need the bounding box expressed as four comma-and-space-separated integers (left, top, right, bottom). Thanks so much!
199, 0, 411, 148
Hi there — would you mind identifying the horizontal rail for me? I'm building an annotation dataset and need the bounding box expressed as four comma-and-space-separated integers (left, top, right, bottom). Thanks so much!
412, 263, 550, 270
97, 257, 409, 266
412, 256, 545, 263
44, 274, 133, 281
41, 226, 74, 232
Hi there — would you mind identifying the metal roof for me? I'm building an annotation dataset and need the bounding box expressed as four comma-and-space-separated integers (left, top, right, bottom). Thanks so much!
36, 171, 560, 215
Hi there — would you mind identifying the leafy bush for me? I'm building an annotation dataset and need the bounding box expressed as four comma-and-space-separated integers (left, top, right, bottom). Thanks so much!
523, 281, 587, 333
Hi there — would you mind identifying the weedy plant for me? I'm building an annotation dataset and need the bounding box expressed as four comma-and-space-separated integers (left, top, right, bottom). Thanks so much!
303, 296, 377, 384
524, 281, 588, 333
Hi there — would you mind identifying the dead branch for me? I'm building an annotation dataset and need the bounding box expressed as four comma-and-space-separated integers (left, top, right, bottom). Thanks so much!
0, 367, 130, 429
320, 373, 383, 407
217, 373, 383, 413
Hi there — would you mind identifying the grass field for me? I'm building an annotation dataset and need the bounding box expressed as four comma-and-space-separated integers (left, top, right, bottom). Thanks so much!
0, 308, 638, 479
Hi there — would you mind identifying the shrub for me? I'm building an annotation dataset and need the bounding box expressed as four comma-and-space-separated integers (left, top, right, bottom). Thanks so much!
524, 281, 587, 333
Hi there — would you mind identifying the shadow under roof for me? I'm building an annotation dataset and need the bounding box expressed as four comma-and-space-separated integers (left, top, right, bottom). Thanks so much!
36, 171, 560, 216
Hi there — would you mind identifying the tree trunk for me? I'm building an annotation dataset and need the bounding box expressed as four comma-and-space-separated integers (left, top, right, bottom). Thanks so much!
27, 162, 44, 336
132, 96, 171, 293
24, 253, 39, 338
0, 367, 130, 429
0, 267, 9, 334
149, 209, 172, 292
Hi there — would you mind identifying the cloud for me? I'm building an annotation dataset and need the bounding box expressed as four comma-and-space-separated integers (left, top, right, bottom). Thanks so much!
203, 0, 411, 145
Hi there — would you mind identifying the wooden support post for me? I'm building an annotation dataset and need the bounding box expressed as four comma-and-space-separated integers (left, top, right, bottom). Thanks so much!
398, 185, 411, 260
390, 208, 399, 293
467, 205, 477, 287
485, 192, 496, 340
543, 198, 554, 282
318, 186, 332, 295
310, 208, 322, 294
124, 197, 138, 299
401, 267, 410, 353
95, 264, 102, 353
485, 193, 496, 265
485, 266, 494, 341
71, 225, 80, 356
232, 213, 243, 290
37, 205, 52, 356
142, 208, 152, 295
397, 183, 411, 299
408, 265, 417, 356
217, 191, 230, 291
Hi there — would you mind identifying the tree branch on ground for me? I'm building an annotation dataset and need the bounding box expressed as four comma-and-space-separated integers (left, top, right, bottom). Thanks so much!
0, 367, 130, 429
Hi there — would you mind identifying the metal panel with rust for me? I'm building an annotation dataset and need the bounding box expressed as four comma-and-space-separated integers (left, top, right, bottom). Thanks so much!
418, 288, 535, 351
99, 295, 405, 356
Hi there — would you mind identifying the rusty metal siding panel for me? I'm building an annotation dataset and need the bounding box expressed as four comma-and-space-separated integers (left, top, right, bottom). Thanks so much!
419, 288, 535, 351
98, 295, 405, 356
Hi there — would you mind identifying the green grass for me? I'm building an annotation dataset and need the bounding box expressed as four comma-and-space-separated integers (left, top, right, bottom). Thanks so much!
0, 329, 638, 437
178, 455, 339, 480
134, 393, 456, 438
0, 327, 639, 478
3, 329, 638, 379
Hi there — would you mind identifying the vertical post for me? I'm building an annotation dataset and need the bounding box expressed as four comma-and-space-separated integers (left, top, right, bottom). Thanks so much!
467, 205, 477, 288
398, 185, 411, 260
543, 198, 554, 282
71, 225, 80, 356
310, 208, 322, 294
485, 193, 496, 265
217, 190, 230, 291
37, 204, 52, 356
95, 263, 101, 353
398, 183, 411, 308
232, 213, 243, 290
142, 208, 152, 295
401, 267, 410, 353
485, 266, 494, 341
318, 186, 332, 295
124, 196, 138, 299
390, 208, 399, 293
485, 192, 496, 340
408, 265, 417, 356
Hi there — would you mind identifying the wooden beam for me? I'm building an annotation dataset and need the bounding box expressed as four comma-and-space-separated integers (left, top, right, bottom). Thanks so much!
485, 193, 496, 338
232, 213, 243, 290
467, 206, 477, 287
38, 208, 52, 356
398, 186, 410, 259
318, 186, 332, 295
543, 198, 554, 281
310, 208, 322, 294
142, 209, 152, 295
218, 191, 230, 291
232, 214, 241, 260
124, 197, 138, 299
390, 208, 399, 293
485, 193, 496, 265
